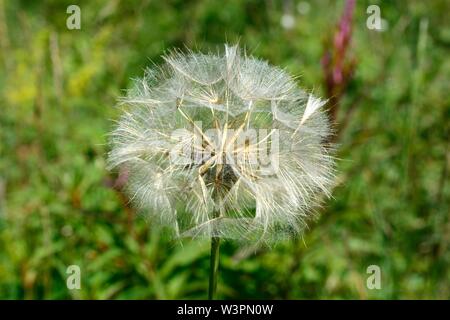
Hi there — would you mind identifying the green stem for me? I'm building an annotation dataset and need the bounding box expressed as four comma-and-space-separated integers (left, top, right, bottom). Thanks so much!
208, 236, 220, 300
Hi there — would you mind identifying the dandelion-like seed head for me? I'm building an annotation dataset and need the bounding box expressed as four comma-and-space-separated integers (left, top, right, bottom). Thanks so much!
108, 45, 335, 244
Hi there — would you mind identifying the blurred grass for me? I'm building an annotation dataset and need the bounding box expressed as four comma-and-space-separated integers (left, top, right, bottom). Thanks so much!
0, 0, 449, 299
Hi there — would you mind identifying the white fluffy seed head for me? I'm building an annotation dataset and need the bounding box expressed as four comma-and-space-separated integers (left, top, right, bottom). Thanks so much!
108, 45, 335, 244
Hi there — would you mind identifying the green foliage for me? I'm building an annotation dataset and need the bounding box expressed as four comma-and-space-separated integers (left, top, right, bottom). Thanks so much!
0, 0, 449, 299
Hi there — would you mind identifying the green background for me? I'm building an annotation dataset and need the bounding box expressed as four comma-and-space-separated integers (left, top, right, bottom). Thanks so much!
0, 0, 449, 299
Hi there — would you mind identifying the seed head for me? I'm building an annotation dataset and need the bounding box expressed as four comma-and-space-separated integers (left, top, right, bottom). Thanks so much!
108, 45, 335, 243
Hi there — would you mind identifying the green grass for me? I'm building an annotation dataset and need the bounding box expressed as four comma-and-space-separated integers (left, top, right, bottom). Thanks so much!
0, 0, 449, 299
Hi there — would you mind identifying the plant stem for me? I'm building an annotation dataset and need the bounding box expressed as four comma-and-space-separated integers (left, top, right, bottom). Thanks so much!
208, 236, 220, 299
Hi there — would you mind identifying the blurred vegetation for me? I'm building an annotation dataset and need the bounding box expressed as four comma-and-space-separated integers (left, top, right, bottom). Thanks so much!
0, 0, 449, 299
